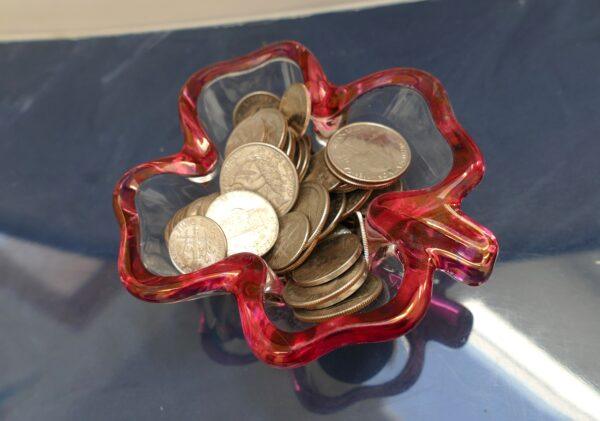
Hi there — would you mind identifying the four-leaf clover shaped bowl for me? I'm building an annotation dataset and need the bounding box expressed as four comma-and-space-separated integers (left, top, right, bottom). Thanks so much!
113, 41, 498, 368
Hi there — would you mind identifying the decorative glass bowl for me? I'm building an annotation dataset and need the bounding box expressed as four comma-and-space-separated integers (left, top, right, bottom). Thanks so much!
113, 41, 498, 368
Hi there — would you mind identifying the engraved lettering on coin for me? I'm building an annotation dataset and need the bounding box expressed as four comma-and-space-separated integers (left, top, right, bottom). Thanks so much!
220, 143, 299, 217
284, 258, 368, 309
206, 191, 279, 256
304, 149, 341, 191
168, 216, 227, 274
225, 115, 266, 157
279, 83, 311, 136
233, 91, 280, 126
327, 122, 411, 184
291, 233, 362, 286
265, 211, 310, 271
293, 274, 383, 323
291, 182, 330, 244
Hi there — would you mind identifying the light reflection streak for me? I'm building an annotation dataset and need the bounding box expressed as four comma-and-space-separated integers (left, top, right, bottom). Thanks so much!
466, 299, 600, 420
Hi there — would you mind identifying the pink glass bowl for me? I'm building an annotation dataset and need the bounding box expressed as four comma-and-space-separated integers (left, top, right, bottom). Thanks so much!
113, 41, 498, 368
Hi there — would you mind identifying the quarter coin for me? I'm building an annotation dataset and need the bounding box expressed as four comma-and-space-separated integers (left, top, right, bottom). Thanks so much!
291, 233, 362, 286
168, 216, 227, 274
291, 182, 330, 244
279, 83, 311, 136
326, 122, 411, 184
293, 273, 383, 323
233, 91, 280, 126
206, 190, 279, 256
220, 142, 299, 217
283, 258, 368, 309
265, 211, 310, 271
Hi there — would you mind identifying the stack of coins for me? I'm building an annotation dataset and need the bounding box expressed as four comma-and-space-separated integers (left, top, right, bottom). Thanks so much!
164, 83, 412, 323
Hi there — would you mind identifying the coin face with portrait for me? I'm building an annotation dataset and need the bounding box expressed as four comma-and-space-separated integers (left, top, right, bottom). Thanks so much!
220, 142, 299, 217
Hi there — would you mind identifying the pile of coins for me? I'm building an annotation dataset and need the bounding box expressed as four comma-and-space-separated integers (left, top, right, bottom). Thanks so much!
164, 83, 411, 323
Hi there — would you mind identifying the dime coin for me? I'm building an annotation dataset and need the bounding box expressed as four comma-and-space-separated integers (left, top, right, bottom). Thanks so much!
326, 122, 411, 184
279, 83, 311, 136
233, 91, 280, 126
220, 142, 299, 217
291, 182, 330, 244
283, 258, 368, 309
185, 192, 219, 217
265, 212, 310, 271
341, 189, 373, 219
168, 216, 227, 274
224, 115, 266, 157
304, 149, 341, 191
293, 274, 383, 323
291, 233, 362, 286
205, 190, 279, 256
319, 192, 347, 239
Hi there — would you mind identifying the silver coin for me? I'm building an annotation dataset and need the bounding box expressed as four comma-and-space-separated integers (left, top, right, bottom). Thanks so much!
168, 216, 227, 274
220, 142, 299, 217
205, 191, 279, 256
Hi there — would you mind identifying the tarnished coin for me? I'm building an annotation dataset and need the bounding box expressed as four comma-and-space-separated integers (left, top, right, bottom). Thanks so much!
279, 83, 311, 136
205, 190, 279, 256
284, 258, 368, 309
233, 91, 280, 126
292, 182, 330, 244
341, 189, 372, 219
293, 274, 383, 323
220, 143, 299, 217
224, 115, 266, 157
185, 192, 219, 217
319, 192, 347, 240
326, 122, 411, 184
291, 233, 362, 286
304, 149, 341, 191
168, 216, 227, 274
265, 211, 310, 271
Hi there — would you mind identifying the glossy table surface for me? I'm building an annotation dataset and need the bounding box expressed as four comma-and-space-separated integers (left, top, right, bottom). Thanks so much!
1, 0, 599, 419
